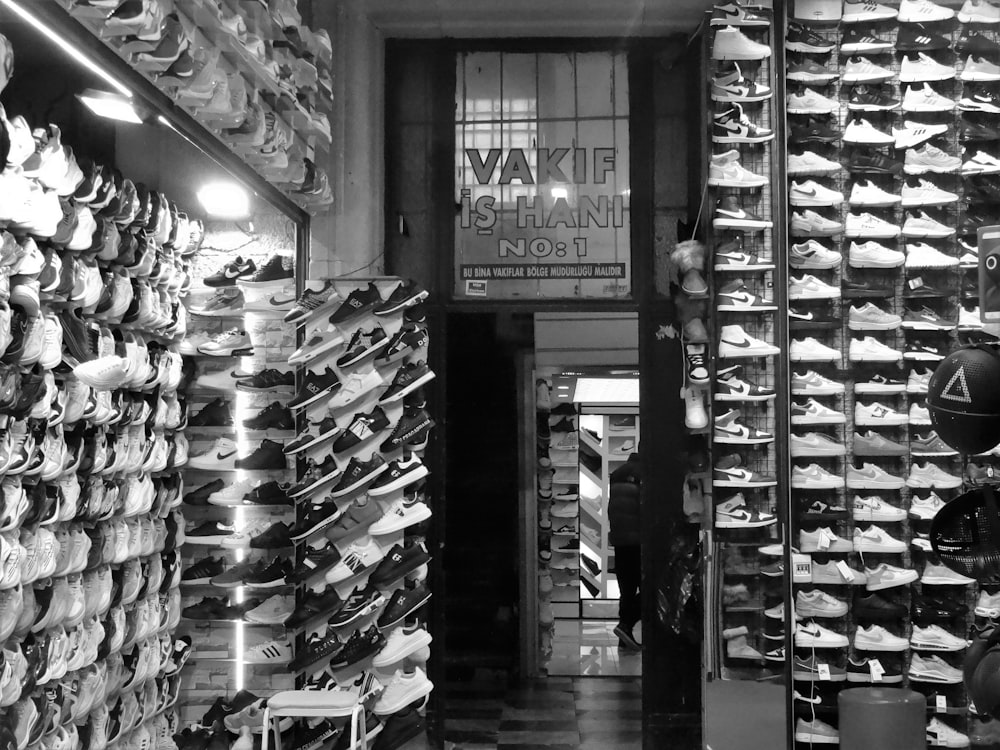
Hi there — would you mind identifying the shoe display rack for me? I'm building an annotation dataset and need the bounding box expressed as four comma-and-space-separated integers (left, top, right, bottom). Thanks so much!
579, 412, 641, 605
52, 0, 334, 212
701, 3, 790, 681
779, 2, 999, 746
0, 32, 194, 750
176, 274, 438, 745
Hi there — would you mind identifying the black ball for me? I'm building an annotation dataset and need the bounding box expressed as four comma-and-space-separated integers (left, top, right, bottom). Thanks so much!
927, 345, 1000, 455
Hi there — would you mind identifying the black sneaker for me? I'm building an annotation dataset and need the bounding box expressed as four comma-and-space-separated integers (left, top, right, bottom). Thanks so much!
329, 626, 384, 670
290, 501, 345, 540
181, 596, 231, 621
374, 279, 429, 316
842, 26, 893, 53
204, 257, 255, 287
847, 85, 900, 111
284, 417, 341, 454
786, 22, 835, 53
243, 558, 293, 589
288, 367, 340, 410
249, 521, 293, 549
372, 708, 425, 750
239, 254, 294, 287
377, 584, 431, 630
957, 29, 1000, 55
788, 117, 841, 143
380, 406, 435, 453
843, 278, 892, 298
236, 369, 295, 392
186, 521, 233, 546
375, 323, 429, 367
379, 362, 435, 405
847, 147, 904, 174
242, 402, 294, 431
290, 455, 342, 498
234, 440, 287, 470
913, 593, 968, 622
331, 714, 382, 750
289, 628, 343, 672
368, 454, 428, 496
334, 407, 391, 453
798, 499, 850, 523
904, 339, 945, 359
370, 542, 431, 588
288, 541, 341, 584
235, 481, 292, 507
184, 478, 225, 506
331, 454, 387, 497
847, 656, 903, 683
283, 280, 339, 324
961, 116, 1000, 141
286, 585, 344, 629
329, 282, 382, 325
789, 306, 840, 330
181, 556, 225, 585
188, 398, 233, 427
329, 584, 385, 628
290, 721, 337, 750
898, 24, 951, 52
854, 592, 908, 620
903, 278, 950, 298
337, 326, 389, 369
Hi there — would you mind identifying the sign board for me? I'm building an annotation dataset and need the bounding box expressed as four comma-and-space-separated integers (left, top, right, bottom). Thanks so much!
979, 226, 1000, 323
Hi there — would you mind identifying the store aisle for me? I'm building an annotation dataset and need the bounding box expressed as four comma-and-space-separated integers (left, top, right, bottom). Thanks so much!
547, 620, 642, 677
444, 677, 642, 749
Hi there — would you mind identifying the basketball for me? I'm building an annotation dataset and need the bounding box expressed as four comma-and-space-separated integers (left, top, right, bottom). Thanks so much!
927, 345, 1000, 455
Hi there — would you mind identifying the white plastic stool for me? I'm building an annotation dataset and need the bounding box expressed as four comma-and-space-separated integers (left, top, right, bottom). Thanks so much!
261, 691, 368, 750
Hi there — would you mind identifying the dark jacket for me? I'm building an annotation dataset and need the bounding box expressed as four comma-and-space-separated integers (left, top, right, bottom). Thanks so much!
608, 453, 641, 547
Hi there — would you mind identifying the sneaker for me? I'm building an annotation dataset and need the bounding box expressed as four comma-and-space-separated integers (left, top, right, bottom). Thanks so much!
961, 86, 1000, 113
847, 463, 906, 489
842, 56, 894, 84
910, 493, 947, 520
713, 453, 776, 487
855, 373, 906, 394
791, 398, 846, 424
844, 118, 895, 144
903, 211, 955, 238
906, 463, 963, 489
328, 282, 382, 325
790, 209, 844, 236
790, 307, 840, 330
848, 302, 902, 329
196, 329, 253, 357
789, 117, 842, 143
787, 58, 839, 83
790, 337, 840, 362
787, 88, 839, 114
714, 365, 776, 401
853, 431, 908, 456
854, 594, 908, 622
791, 432, 847, 457
845, 212, 901, 238
287, 367, 340, 410
865, 563, 919, 590
800, 498, 850, 522
372, 667, 434, 716
912, 432, 958, 457
910, 403, 932, 424
795, 621, 849, 648
849, 336, 903, 362
789, 240, 842, 269
715, 279, 776, 311
962, 55, 1000, 82
854, 624, 909, 651
708, 150, 768, 187
903, 82, 955, 112
905, 144, 962, 174
790, 181, 845, 207
714, 240, 776, 271
283, 280, 339, 324
789, 274, 840, 299
904, 340, 946, 361
710, 63, 772, 103
236, 255, 293, 288
849, 180, 901, 207
853, 495, 907, 521
799, 525, 852, 550
235, 368, 295, 392
718, 324, 780, 357
909, 654, 963, 683
813, 560, 867, 586
847, 84, 900, 110
712, 103, 774, 143
713, 196, 772, 229
793, 465, 846, 490
714, 409, 773, 445
926, 718, 970, 748
900, 52, 956, 83
843, 0, 898, 22
796, 590, 849, 618
789, 148, 846, 177
793, 655, 848, 681
787, 22, 835, 53
911, 625, 968, 652
854, 525, 907, 552
901, 307, 955, 330
791, 371, 845, 395
325, 538, 385, 584
203, 257, 255, 287
714, 494, 776, 528
374, 279, 428, 316
962, 150, 1000, 174
855, 401, 908, 425
895, 121, 950, 150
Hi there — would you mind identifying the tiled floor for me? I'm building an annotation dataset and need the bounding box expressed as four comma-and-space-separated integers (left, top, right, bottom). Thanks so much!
546, 620, 642, 677
443, 676, 642, 749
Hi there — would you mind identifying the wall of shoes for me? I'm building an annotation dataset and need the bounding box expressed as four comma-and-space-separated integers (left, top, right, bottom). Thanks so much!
702, 2, 788, 681
175, 273, 438, 747
58, 0, 334, 212
0, 31, 196, 750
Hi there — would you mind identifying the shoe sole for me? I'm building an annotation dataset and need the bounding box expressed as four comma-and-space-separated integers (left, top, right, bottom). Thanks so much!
848, 321, 901, 330
709, 178, 769, 188
789, 291, 840, 300
901, 323, 955, 331
855, 418, 908, 426
786, 43, 835, 53
791, 448, 846, 457
713, 219, 773, 230
714, 263, 776, 271
332, 597, 388, 630
712, 134, 774, 144
850, 354, 903, 362
848, 259, 905, 268
378, 371, 436, 404
787, 74, 837, 83
236, 278, 293, 290
196, 346, 254, 357
714, 479, 777, 488
848, 481, 906, 489
337, 341, 390, 369
374, 289, 430, 316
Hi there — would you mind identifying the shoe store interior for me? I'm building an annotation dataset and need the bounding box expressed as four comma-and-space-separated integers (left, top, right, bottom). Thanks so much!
12, 0, 1000, 749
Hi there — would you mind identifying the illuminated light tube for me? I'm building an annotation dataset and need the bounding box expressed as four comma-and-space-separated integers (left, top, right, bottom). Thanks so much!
77, 88, 144, 124
198, 182, 252, 220
0, 0, 133, 97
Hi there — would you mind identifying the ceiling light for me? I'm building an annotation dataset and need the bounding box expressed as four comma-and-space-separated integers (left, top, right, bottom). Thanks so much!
198, 182, 251, 219
77, 89, 145, 124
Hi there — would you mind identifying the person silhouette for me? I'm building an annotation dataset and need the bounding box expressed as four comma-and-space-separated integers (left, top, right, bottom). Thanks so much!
608, 449, 642, 651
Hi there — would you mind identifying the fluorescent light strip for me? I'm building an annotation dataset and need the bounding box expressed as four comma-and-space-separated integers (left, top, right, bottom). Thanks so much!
0, 0, 132, 97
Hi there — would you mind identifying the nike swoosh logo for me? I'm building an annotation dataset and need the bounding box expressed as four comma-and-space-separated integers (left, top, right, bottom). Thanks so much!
716, 426, 744, 435
796, 188, 817, 196
722, 338, 753, 348
217, 451, 236, 459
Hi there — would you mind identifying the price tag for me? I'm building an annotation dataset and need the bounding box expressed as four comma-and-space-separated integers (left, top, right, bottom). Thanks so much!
817, 529, 831, 551
835, 560, 854, 582
908, 277, 924, 290
817, 663, 831, 681
936, 695, 948, 713
869, 659, 885, 682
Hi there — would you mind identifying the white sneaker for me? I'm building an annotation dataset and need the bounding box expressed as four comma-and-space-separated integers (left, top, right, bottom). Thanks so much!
789, 240, 842, 269
798, 523, 851, 548
962, 55, 1000, 82
855, 401, 908, 425
903, 210, 956, 237
796, 589, 849, 618
894, 120, 950, 149
959, 305, 984, 329
684, 388, 708, 429
790, 210, 844, 236
791, 432, 847, 457
788, 150, 842, 175
854, 525, 907, 553
789, 274, 840, 299
845, 212, 901, 238
848, 240, 904, 267
792, 397, 846, 424
910, 402, 932, 424
907, 463, 963, 489
911, 625, 968, 652
793, 466, 846, 491
910, 493, 946, 520
866, 563, 919, 591
790, 337, 841, 362
712, 26, 772, 60
926, 718, 970, 748
853, 495, 907, 522
849, 336, 903, 362
902, 82, 955, 112
899, 0, 954, 23
854, 624, 909, 651
708, 150, 768, 187
842, 56, 894, 83
909, 653, 963, 683
795, 620, 849, 648
187, 438, 238, 471
901, 177, 959, 206
844, 118, 894, 144
719, 324, 780, 358
906, 242, 959, 267
787, 88, 839, 114
900, 52, 956, 82
922, 562, 975, 586
847, 463, 906, 489
790, 180, 845, 206
904, 144, 962, 174
714, 494, 777, 528
848, 302, 902, 330
962, 150, 1000, 174
791, 370, 845, 395
849, 180, 901, 206
843, 0, 898, 21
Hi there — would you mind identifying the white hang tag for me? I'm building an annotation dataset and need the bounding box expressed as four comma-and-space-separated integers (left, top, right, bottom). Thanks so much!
936, 695, 947, 713
869, 659, 885, 682
817, 529, 832, 551
835, 560, 855, 582
817, 663, 831, 681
